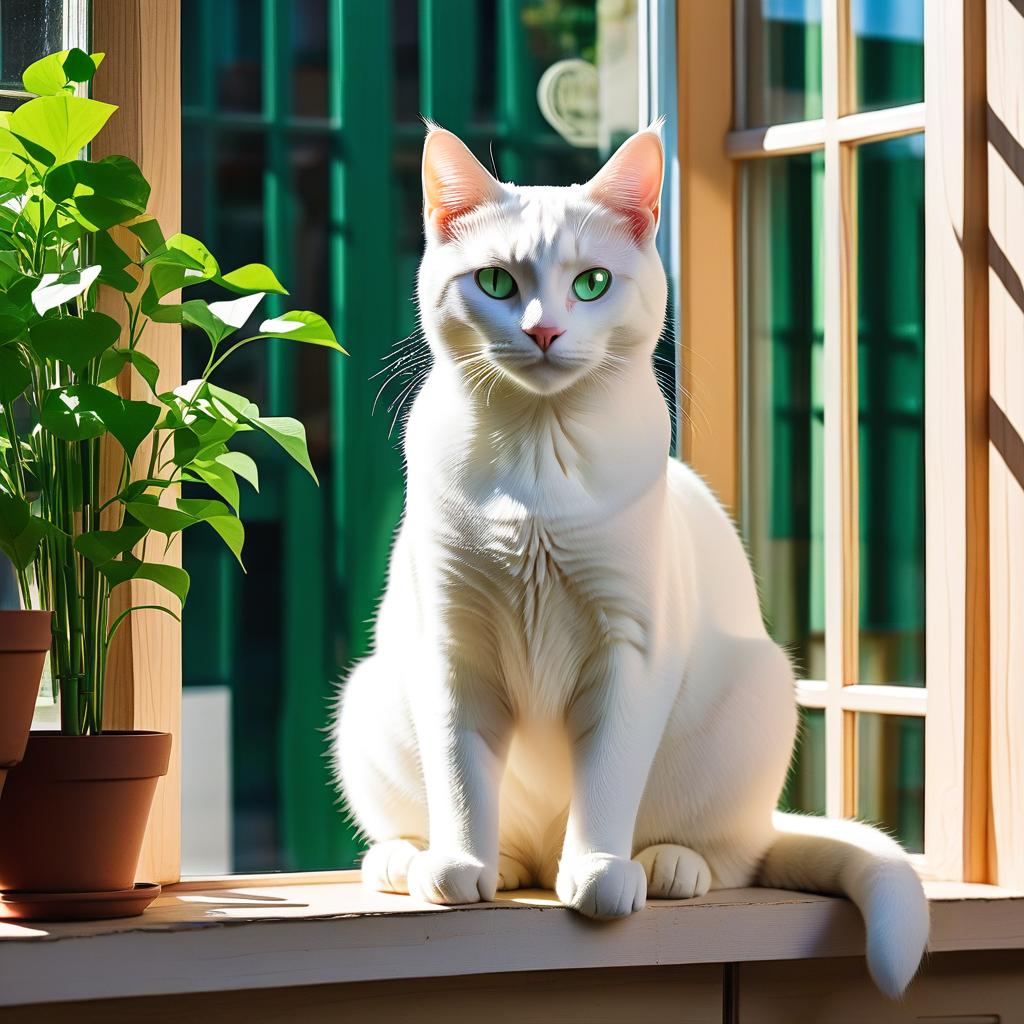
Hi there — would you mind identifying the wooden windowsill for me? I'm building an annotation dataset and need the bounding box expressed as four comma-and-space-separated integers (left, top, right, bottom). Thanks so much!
0, 874, 1022, 1008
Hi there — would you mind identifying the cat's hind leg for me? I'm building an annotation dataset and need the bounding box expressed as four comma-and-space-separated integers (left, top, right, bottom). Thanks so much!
634, 844, 711, 899
332, 654, 428, 895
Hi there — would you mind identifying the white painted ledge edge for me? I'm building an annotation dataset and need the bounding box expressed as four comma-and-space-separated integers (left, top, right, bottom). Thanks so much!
0, 876, 1022, 1007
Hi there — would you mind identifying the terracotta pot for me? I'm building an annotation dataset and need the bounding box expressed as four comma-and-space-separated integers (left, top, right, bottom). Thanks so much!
0, 731, 171, 896
0, 611, 52, 797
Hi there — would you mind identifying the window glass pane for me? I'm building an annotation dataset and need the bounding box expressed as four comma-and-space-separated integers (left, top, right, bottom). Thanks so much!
291, 0, 328, 118
737, 0, 822, 128
180, 0, 644, 875
857, 134, 925, 686
215, 0, 263, 113
780, 707, 826, 814
742, 152, 826, 680
0, 0, 64, 90
857, 713, 924, 852
851, 0, 923, 112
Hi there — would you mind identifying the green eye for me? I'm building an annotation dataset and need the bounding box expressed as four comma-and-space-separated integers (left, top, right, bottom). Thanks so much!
475, 266, 517, 299
572, 267, 612, 301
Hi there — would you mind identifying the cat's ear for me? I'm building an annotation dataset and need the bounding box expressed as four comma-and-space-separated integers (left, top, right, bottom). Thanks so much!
422, 126, 502, 238
584, 128, 664, 241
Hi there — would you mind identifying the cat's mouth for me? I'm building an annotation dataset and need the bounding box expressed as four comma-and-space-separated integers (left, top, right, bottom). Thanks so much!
486, 347, 594, 396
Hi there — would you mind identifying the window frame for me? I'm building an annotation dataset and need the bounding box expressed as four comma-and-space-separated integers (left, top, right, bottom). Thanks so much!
675, 0, 994, 883
92, 0, 183, 885
111, 0, 1012, 888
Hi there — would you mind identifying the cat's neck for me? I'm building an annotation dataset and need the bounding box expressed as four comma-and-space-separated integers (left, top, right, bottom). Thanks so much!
405, 352, 670, 512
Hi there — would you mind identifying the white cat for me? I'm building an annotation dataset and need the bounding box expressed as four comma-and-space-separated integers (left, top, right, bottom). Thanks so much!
332, 125, 929, 997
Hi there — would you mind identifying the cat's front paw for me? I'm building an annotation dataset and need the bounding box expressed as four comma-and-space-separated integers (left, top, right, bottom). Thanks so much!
635, 844, 712, 900
497, 853, 531, 891
556, 853, 646, 919
407, 850, 496, 905
361, 838, 426, 894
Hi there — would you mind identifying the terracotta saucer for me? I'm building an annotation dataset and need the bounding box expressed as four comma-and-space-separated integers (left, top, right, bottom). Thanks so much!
0, 882, 162, 921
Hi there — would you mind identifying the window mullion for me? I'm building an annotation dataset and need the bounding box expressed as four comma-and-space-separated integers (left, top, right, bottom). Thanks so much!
821, 0, 858, 821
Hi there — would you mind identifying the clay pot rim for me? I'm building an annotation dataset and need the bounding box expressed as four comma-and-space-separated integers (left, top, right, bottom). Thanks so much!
15, 730, 172, 781
0, 882, 162, 921
0, 609, 53, 652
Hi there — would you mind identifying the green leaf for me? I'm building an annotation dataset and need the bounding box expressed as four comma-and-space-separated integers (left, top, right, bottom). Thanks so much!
74, 517, 147, 565
216, 263, 288, 296
146, 233, 219, 297
22, 49, 102, 95
62, 49, 102, 85
140, 280, 182, 324
216, 450, 259, 492
255, 310, 344, 351
122, 498, 194, 535
29, 311, 121, 373
206, 512, 245, 567
41, 384, 160, 458
46, 155, 150, 230
181, 298, 234, 345
112, 477, 173, 505
125, 494, 231, 536
9, 94, 117, 167
125, 217, 164, 254
98, 347, 161, 393
39, 384, 106, 441
98, 393, 161, 460
22, 51, 71, 96
171, 426, 200, 466
95, 229, 139, 293
255, 416, 318, 483
31, 264, 101, 315
0, 492, 48, 571
204, 382, 260, 421
184, 456, 240, 513
0, 346, 30, 402
0, 293, 27, 344
98, 553, 189, 605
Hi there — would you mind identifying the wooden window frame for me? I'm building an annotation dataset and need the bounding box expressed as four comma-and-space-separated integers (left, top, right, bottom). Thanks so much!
92, 0, 182, 885
97, 1, 1019, 891
676, 0, 1002, 884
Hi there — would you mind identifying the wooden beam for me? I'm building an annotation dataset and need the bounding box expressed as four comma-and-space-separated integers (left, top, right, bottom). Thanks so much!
821, 0, 858, 820
923, 0, 991, 886
726, 102, 926, 160
92, 0, 183, 886
986, 0, 1024, 890
676, 0, 737, 512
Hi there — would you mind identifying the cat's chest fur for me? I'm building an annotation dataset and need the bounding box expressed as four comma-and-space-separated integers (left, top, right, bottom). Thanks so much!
424, 471, 659, 715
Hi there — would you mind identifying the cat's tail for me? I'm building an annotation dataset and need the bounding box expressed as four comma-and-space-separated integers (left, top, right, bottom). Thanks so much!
758, 810, 929, 998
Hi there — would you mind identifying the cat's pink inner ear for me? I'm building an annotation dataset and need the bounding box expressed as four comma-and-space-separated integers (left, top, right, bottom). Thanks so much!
585, 130, 664, 241
422, 128, 501, 237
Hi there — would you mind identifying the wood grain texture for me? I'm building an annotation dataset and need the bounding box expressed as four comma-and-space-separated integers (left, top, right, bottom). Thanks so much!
987, 0, 1024, 890
91, 0, 182, 886
923, 0, 992, 888
675, 0, 737, 512
821, 0, 859, 820
739, 950, 1024, 1023
0, 880, 1022, 1008
0, 966, 724, 1024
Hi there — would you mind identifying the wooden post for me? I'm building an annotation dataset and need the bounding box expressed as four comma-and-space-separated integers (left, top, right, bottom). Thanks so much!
986, 0, 1024, 889
923, 0, 991, 886
675, 0, 737, 512
92, 0, 183, 885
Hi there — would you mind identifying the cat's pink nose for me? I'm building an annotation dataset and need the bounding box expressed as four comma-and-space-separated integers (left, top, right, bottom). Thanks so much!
524, 326, 563, 352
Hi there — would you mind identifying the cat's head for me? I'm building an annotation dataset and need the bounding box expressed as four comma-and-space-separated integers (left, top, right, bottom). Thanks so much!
417, 125, 667, 397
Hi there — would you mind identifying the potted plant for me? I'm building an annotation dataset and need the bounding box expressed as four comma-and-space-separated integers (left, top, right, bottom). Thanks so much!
0, 49, 342, 920
0, 604, 51, 798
